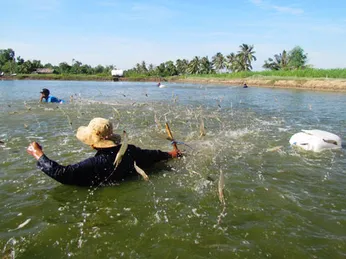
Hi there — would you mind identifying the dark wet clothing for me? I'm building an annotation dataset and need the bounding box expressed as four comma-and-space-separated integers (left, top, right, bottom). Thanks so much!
37, 144, 171, 186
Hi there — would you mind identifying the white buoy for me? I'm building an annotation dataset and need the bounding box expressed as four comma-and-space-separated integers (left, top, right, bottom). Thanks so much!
289, 129, 342, 152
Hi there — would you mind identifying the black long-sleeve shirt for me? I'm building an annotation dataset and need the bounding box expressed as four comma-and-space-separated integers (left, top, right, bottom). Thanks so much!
37, 144, 171, 186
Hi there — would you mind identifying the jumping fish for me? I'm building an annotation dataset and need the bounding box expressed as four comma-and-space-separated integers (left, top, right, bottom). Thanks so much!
199, 117, 206, 137
8, 218, 31, 232
218, 170, 225, 205
154, 114, 162, 131
165, 123, 178, 151
112, 107, 120, 118
134, 161, 149, 181
114, 131, 128, 168
266, 146, 283, 152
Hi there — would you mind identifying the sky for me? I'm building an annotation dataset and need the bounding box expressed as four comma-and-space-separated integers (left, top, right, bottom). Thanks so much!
0, 0, 345, 71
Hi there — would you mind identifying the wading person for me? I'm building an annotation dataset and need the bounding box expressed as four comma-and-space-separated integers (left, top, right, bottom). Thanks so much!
27, 118, 181, 186
39, 88, 65, 103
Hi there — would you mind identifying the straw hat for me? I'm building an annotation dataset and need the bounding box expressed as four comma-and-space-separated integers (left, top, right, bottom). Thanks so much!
76, 118, 121, 148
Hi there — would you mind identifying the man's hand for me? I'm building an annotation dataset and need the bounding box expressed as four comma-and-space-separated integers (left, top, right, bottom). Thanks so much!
27, 142, 44, 160
168, 149, 182, 158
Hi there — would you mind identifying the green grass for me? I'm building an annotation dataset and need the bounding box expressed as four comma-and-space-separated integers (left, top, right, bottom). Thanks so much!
9, 68, 346, 82
180, 68, 346, 80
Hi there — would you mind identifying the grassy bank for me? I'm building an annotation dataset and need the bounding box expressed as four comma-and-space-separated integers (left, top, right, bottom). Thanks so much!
2, 68, 346, 82
174, 68, 346, 80
1, 69, 346, 91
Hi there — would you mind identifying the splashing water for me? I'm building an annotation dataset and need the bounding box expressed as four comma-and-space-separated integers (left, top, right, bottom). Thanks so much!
1, 80, 346, 258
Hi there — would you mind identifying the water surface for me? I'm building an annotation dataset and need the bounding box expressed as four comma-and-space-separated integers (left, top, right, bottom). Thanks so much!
0, 80, 345, 258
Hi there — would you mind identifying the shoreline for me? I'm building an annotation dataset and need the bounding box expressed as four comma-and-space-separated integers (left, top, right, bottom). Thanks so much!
165, 77, 346, 92
2, 75, 346, 92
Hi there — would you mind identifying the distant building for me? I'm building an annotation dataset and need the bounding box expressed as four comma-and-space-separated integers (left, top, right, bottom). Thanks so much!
34, 68, 55, 74
111, 69, 124, 81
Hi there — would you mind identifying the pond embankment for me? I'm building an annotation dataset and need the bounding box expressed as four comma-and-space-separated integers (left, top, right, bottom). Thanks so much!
164, 77, 346, 92
2, 74, 346, 92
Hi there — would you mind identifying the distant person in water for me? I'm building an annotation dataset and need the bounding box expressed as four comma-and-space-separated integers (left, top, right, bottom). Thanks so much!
243, 83, 248, 88
157, 82, 161, 87
39, 88, 65, 103
27, 117, 182, 186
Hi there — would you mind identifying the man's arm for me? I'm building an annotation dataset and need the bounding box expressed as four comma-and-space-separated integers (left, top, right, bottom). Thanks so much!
36, 154, 98, 186
27, 142, 98, 186
128, 144, 180, 168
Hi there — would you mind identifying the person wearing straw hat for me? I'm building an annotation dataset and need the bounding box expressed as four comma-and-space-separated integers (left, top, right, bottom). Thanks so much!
39, 88, 65, 103
27, 118, 181, 186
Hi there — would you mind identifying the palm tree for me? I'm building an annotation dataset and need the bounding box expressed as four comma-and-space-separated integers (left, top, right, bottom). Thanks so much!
225, 52, 238, 72
237, 44, 257, 71
200, 56, 214, 74
141, 61, 148, 73
176, 59, 189, 75
165, 60, 178, 76
147, 63, 154, 74
212, 52, 225, 72
187, 56, 200, 74
135, 63, 141, 73
155, 63, 167, 77
263, 50, 289, 70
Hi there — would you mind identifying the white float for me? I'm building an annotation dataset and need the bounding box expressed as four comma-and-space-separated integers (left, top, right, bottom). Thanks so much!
289, 129, 342, 152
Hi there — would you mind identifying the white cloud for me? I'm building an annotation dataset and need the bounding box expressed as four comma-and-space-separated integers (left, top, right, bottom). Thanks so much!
249, 0, 303, 15
98, 1, 120, 7
310, 24, 346, 34
250, 0, 264, 6
30, 0, 61, 11
114, 2, 176, 22
272, 5, 303, 15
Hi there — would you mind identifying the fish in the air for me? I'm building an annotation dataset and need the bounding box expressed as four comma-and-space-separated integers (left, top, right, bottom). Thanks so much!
199, 117, 206, 137
8, 218, 31, 232
114, 131, 128, 168
218, 170, 225, 205
154, 114, 162, 131
134, 161, 149, 181
266, 146, 283, 152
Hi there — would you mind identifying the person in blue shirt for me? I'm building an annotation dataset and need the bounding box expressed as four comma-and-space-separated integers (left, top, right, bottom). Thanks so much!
39, 88, 64, 103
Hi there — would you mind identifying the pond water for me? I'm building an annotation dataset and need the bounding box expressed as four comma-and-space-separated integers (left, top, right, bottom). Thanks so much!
0, 80, 345, 258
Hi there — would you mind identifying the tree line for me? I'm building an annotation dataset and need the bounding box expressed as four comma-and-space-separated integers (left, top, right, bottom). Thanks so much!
0, 44, 308, 77
0, 49, 115, 75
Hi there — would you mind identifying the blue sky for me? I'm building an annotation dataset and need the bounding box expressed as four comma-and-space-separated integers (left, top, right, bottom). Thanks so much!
1, 0, 345, 70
